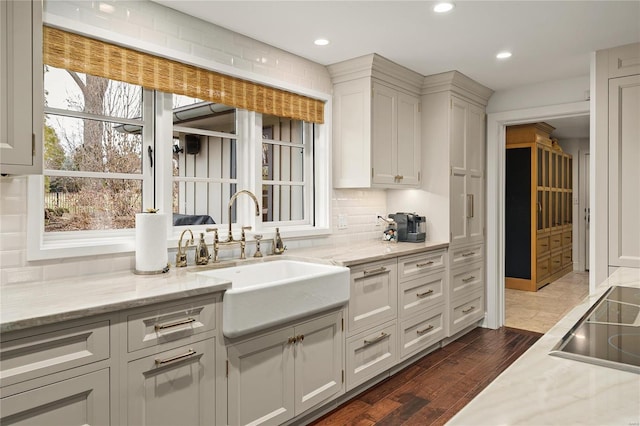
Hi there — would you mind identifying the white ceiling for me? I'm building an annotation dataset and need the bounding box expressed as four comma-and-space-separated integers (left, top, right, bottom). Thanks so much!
153, 0, 639, 139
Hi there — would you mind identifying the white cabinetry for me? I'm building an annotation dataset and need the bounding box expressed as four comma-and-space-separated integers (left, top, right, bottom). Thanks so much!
0, 316, 113, 425
0, 0, 42, 175
121, 295, 221, 426
227, 310, 343, 426
329, 54, 422, 188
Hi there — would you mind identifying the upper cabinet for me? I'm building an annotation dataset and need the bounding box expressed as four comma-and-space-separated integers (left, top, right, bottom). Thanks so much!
329, 54, 422, 188
0, 0, 43, 175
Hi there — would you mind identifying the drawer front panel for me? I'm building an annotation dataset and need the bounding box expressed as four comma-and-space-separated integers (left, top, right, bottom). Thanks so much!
127, 296, 217, 352
449, 291, 484, 336
346, 322, 397, 391
399, 305, 445, 360
550, 253, 563, 273
450, 244, 484, 267
0, 320, 110, 388
398, 250, 445, 281
0, 369, 110, 425
562, 230, 572, 248
450, 262, 484, 301
536, 234, 550, 256
562, 248, 573, 267
550, 233, 563, 251
348, 260, 397, 335
536, 256, 550, 280
399, 271, 445, 319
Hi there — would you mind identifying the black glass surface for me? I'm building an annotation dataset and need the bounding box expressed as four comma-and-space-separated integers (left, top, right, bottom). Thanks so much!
550, 286, 640, 374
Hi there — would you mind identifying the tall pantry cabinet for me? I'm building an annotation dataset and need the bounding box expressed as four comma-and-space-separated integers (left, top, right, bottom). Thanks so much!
505, 123, 573, 292
421, 71, 493, 336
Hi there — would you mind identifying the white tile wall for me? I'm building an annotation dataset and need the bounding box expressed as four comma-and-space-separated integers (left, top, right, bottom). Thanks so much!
0, 1, 388, 285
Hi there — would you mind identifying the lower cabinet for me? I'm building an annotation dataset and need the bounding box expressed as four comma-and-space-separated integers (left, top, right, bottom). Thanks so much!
399, 304, 445, 360
227, 310, 343, 426
125, 338, 215, 426
449, 290, 485, 336
0, 369, 110, 425
345, 321, 397, 391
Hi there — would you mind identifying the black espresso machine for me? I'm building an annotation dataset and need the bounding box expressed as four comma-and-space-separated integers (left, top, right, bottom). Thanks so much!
388, 212, 426, 242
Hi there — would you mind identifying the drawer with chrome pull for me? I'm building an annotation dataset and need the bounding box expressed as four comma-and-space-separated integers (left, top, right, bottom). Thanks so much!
126, 296, 217, 353
399, 271, 445, 320
398, 249, 446, 281
450, 261, 484, 302
399, 304, 445, 360
449, 290, 484, 336
450, 243, 484, 267
345, 321, 397, 391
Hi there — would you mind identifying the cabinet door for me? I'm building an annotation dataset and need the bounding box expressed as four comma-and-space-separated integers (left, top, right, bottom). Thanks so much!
126, 339, 215, 426
395, 91, 421, 186
467, 172, 484, 243
294, 311, 343, 414
0, 0, 42, 174
0, 369, 110, 425
372, 82, 397, 185
227, 328, 294, 426
608, 74, 640, 268
450, 171, 467, 245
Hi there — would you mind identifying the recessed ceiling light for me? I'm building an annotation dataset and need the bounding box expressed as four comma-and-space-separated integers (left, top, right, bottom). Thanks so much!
433, 2, 454, 13
314, 39, 330, 46
496, 51, 512, 59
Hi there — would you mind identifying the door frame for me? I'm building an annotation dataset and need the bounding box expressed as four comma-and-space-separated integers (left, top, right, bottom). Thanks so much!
484, 101, 590, 329
579, 151, 590, 271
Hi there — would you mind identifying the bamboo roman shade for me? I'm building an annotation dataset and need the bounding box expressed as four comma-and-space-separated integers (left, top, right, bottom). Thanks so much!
43, 26, 324, 124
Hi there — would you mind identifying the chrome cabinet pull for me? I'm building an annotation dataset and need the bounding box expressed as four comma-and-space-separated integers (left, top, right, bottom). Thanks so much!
462, 306, 475, 314
462, 276, 476, 283
363, 266, 387, 277
155, 349, 197, 366
416, 289, 434, 298
154, 317, 196, 331
364, 332, 388, 346
416, 261, 434, 268
416, 325, 434, 335
461, 251, 475, 257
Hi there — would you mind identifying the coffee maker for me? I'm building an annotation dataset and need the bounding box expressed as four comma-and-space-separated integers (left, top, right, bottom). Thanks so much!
388, 212, 426, 242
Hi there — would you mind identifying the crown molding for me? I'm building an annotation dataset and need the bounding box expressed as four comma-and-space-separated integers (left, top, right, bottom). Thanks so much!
421, 70, 494, 106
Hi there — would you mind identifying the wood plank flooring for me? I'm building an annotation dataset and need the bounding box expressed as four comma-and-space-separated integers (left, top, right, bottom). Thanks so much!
309, 327, 542, 426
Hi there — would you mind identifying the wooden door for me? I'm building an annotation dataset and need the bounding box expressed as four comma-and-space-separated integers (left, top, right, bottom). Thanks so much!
294, 311, 343, 414
608, 74, 640, 267
227, 328, 294, 426
126, 339, 215, 426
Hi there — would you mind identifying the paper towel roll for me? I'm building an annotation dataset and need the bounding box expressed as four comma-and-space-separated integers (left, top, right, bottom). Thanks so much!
135, 212, 168, 274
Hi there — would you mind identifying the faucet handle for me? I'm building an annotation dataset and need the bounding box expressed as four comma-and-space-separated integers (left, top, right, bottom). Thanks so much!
206, 227, 219, 242
241, 226, 252, 241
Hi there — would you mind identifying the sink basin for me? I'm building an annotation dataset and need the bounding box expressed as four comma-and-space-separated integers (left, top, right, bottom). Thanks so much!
196, 260, 350, 338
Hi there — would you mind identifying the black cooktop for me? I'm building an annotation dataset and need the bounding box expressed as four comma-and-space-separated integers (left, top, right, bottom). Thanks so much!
550, 285, 640, 374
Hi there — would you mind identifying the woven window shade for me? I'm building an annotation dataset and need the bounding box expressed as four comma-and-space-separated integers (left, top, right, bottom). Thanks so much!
43, 26, 324, 124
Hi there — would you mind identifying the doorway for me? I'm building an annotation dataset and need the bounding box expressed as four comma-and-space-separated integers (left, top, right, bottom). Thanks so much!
485, 101, 590, 330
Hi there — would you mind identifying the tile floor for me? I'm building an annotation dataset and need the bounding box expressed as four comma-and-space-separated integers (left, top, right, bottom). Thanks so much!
505, 271, 589, 334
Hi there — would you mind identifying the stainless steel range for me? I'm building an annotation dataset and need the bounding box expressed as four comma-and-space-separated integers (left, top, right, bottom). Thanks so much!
550, 285, 640, 374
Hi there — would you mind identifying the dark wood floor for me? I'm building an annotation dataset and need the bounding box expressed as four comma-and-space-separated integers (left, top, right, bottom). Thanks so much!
310, 327, 542, 426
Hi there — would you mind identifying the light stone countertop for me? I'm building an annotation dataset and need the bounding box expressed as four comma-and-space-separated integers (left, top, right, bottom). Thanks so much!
448, 267, 640, 426
0, 240, 448, 333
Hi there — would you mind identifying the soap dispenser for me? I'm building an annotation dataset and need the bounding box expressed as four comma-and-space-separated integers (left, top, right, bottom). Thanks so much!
273, 228, 286, 255
195, 232, 210, 265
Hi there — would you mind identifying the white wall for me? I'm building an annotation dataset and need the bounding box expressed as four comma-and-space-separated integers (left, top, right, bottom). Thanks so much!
0, 0, 387, 286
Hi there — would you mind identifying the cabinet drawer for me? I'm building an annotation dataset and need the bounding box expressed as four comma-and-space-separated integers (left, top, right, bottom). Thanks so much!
399, 271, 445, 320
348, 260, 397, 336
0, 320, 110, 388
562, 230, 572, 248
346, 321, 397, 391
536, 256, 550, 280
450, 262, 484, 301
536, 234, 550, 256
563, 248, 573, 267
550, 233, 563, 251
449, 291, 484, 336
399, 305, 445, 360
398, 250, 445, 281
450, 244, 483, 267
0, 369, 110, 425
550, 253, 563, 273
127, 296, 217, 353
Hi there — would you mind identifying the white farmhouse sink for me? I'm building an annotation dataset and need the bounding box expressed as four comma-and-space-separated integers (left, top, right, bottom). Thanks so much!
196, 260, 350, 338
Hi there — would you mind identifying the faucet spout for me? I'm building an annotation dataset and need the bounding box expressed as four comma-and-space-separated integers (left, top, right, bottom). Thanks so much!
227, 190, 260, 241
